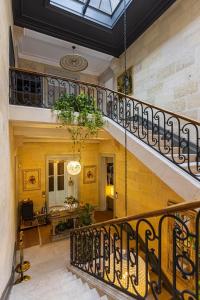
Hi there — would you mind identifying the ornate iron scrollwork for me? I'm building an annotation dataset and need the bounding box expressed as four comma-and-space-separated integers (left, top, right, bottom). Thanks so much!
9, 68, 200, 181
70, 211, 200, 299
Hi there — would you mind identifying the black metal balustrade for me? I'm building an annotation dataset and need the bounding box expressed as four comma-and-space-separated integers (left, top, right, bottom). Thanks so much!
9, 68, 200, 181
70, 201, 200, 300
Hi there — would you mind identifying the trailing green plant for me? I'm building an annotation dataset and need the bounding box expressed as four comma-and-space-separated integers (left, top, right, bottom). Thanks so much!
80, 203, 95, 226
52, 92, 104, 137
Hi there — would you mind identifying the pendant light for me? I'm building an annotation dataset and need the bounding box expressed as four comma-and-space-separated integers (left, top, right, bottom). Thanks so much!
60, 46, 88, 72
67, 140, 81, 176
67, 160, 81, 176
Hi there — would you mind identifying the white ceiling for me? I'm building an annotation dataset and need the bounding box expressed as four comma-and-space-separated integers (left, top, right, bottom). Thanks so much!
16, 29, 114, 76
12, 121, 111, 143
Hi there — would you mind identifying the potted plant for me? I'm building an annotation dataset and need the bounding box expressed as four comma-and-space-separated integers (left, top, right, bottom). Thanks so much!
80, 203, 95, 226
52, 92, 104, 137
64, 196, 79, 210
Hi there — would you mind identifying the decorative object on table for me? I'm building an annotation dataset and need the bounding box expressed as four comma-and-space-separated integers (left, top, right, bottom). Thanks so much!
49, 205, 81, 241
117, 66, 133, 95
64, 196, 79, 210
60, 46, 88, 72
22, 169, 41, 191
80, 203, 95, 226
83, 165, 96, 184
15, 231, 31, 284
167, 200, 195, 289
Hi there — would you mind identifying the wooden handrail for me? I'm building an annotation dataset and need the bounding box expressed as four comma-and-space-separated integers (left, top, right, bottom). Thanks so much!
72, 200, 200, 232
10, 67, 200, 126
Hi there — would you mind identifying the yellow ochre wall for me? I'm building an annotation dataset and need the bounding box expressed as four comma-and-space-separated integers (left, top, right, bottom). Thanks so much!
17, 142, 99, 211
16, 136, 184, 215
99, 139, 184, 218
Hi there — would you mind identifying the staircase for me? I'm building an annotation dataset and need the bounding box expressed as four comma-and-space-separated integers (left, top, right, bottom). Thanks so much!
10, 241, 108, 300
70, 200, 200, 300
9, 67, 200, 201
10, 269, 107, 300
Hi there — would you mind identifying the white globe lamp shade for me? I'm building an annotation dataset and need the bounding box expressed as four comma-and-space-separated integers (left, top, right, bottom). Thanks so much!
67, 161, 81, 175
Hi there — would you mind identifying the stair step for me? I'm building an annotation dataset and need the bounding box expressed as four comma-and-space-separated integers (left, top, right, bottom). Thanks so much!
41, 280, 88, 300
76, 288, 100, 300
166, 153, 197, 163
182, 162, 200, 173
11, 274, 78, 296
100, 296, 109, 300
155, 146, 182, 154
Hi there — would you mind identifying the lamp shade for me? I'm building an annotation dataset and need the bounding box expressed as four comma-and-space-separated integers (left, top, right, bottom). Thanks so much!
67, 161, 81, 175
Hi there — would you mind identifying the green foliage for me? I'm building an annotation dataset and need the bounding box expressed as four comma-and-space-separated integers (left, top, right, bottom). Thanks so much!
64, 196, 79, 205
52, 92, 104, 136
80, 203, 95, 226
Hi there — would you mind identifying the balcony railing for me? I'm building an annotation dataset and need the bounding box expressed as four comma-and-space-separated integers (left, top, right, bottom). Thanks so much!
70, 200, 200, 299
9, 68, 200, 182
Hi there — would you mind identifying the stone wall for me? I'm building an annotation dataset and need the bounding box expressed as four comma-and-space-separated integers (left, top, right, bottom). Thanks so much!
111, 0, 200, 120
0, 0, 16, 296
99, 139, 183, 219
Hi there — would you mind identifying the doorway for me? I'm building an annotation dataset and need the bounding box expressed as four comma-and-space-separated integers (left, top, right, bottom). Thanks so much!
47, 156, 79, 209
99, 155, 115, 217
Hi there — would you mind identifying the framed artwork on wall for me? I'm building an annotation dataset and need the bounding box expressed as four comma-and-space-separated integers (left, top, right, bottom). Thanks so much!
83, 165, 96, 184
117, 67, 133, 95
23, 169, 41, 191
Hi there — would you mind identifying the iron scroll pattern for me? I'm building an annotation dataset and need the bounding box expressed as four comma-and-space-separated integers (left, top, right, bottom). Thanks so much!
9, 69, 200, 181
70, 212, 200, 300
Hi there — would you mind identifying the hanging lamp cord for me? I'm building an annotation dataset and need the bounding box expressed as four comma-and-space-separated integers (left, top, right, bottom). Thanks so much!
123, 0, 128, 216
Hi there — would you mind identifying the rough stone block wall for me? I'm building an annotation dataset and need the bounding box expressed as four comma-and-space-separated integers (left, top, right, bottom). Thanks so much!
111, 0, 200, 120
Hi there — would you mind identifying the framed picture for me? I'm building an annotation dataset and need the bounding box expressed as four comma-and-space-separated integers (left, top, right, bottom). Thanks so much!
117, 67, 133, 95
23, 169, 41, 191
83, 165, 96, 184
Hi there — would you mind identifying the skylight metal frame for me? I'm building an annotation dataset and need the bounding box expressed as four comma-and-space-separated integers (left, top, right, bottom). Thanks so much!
50, 0, 132, 29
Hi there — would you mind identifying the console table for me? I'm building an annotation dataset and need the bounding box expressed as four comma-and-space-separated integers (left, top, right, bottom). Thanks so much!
49, 207, 82, 241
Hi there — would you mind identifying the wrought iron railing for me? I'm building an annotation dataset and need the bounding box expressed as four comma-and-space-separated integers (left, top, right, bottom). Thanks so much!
9, 68, 200, 181
70, 201, 200, 300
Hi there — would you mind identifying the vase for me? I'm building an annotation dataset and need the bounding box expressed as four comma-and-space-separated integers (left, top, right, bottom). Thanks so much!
73, 111, 79, 125
87, 113, 94, 122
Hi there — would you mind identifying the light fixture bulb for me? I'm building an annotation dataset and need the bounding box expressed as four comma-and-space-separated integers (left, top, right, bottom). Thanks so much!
67, 161, 81, 175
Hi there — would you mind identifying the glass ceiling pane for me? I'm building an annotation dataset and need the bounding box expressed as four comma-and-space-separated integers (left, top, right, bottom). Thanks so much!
89, 0, 121, 16
50, 0, 132, 28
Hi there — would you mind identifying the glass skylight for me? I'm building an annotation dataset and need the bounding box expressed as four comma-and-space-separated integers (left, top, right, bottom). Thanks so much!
50, 0, 132, 28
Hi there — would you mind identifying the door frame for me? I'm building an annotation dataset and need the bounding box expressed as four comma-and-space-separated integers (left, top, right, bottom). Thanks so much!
98, 153, 116, 216
46, 154, 80, 211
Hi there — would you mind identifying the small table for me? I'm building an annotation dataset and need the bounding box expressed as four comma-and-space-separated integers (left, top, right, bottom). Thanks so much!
49, 207, 82, 241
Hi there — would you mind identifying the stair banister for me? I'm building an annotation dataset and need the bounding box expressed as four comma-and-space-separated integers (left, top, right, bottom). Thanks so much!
71, 199, 200, 231
9, 67, 200, 125
70, 200, 200, 299
9, 67, 200, 181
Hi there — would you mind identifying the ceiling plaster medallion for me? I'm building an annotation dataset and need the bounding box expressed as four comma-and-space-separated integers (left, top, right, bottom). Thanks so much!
60, 46, 88, 72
